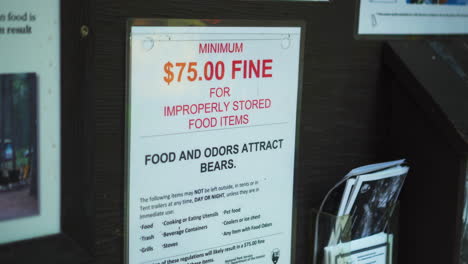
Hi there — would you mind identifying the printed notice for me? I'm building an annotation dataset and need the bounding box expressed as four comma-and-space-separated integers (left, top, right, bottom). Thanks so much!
126, 22, 302, 264
358, 0, 468, 35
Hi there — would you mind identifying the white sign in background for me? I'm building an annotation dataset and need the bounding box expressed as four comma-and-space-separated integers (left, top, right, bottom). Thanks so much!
128, 26, 301, 264
358, 0, 468, 35
0, 0, 60, 244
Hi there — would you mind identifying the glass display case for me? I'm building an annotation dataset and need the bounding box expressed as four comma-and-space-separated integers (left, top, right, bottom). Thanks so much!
383, 40, 468, 264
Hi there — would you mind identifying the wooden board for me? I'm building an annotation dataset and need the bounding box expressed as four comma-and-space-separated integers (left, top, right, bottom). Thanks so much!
68, 0, 386, 262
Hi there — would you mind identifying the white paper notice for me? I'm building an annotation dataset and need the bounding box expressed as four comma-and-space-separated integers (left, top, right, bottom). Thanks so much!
127, 25, 302, 264
358, 0, 468, 35
325, 233, 391, 264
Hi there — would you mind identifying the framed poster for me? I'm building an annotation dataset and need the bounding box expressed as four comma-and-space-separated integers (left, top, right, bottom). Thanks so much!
0, 1, 93, 263
357, 0, 468, 36
126, 19, 304, 264
0, 0, 60, 245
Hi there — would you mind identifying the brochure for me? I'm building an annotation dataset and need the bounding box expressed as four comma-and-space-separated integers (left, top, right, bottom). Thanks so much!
325, 232, 392, 264
329, 160, 408, 245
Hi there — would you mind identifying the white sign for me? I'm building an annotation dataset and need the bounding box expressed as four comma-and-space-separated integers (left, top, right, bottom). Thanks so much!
127, 22, 302, 264
325, 233, 392, 264
0, 0, 60, 244
358, 0, 468, 35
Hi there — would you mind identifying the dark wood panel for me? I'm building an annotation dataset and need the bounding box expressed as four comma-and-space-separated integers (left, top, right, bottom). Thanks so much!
386, 78, 462, 264
90, 0, 384, 263
61, 0, 96, 255
382, 41, 468, 264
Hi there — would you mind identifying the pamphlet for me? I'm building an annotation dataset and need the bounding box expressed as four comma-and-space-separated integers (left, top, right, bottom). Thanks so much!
325, 232, 392, 264
327, 160, 407, 250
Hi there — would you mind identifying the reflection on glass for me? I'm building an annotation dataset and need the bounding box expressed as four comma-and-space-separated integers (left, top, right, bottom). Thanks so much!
461, 163, 468, 264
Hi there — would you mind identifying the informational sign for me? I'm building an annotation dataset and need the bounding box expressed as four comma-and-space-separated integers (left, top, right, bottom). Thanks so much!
0, 0, 60, 244
126, 20, 303, 264
358, 0, 468, 35
252, 0, 329, 2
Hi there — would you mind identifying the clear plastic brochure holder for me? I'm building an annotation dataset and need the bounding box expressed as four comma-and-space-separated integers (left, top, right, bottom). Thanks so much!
312, 210, 351, 264
311, 176, 398, 264
311, 209, 395, 264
